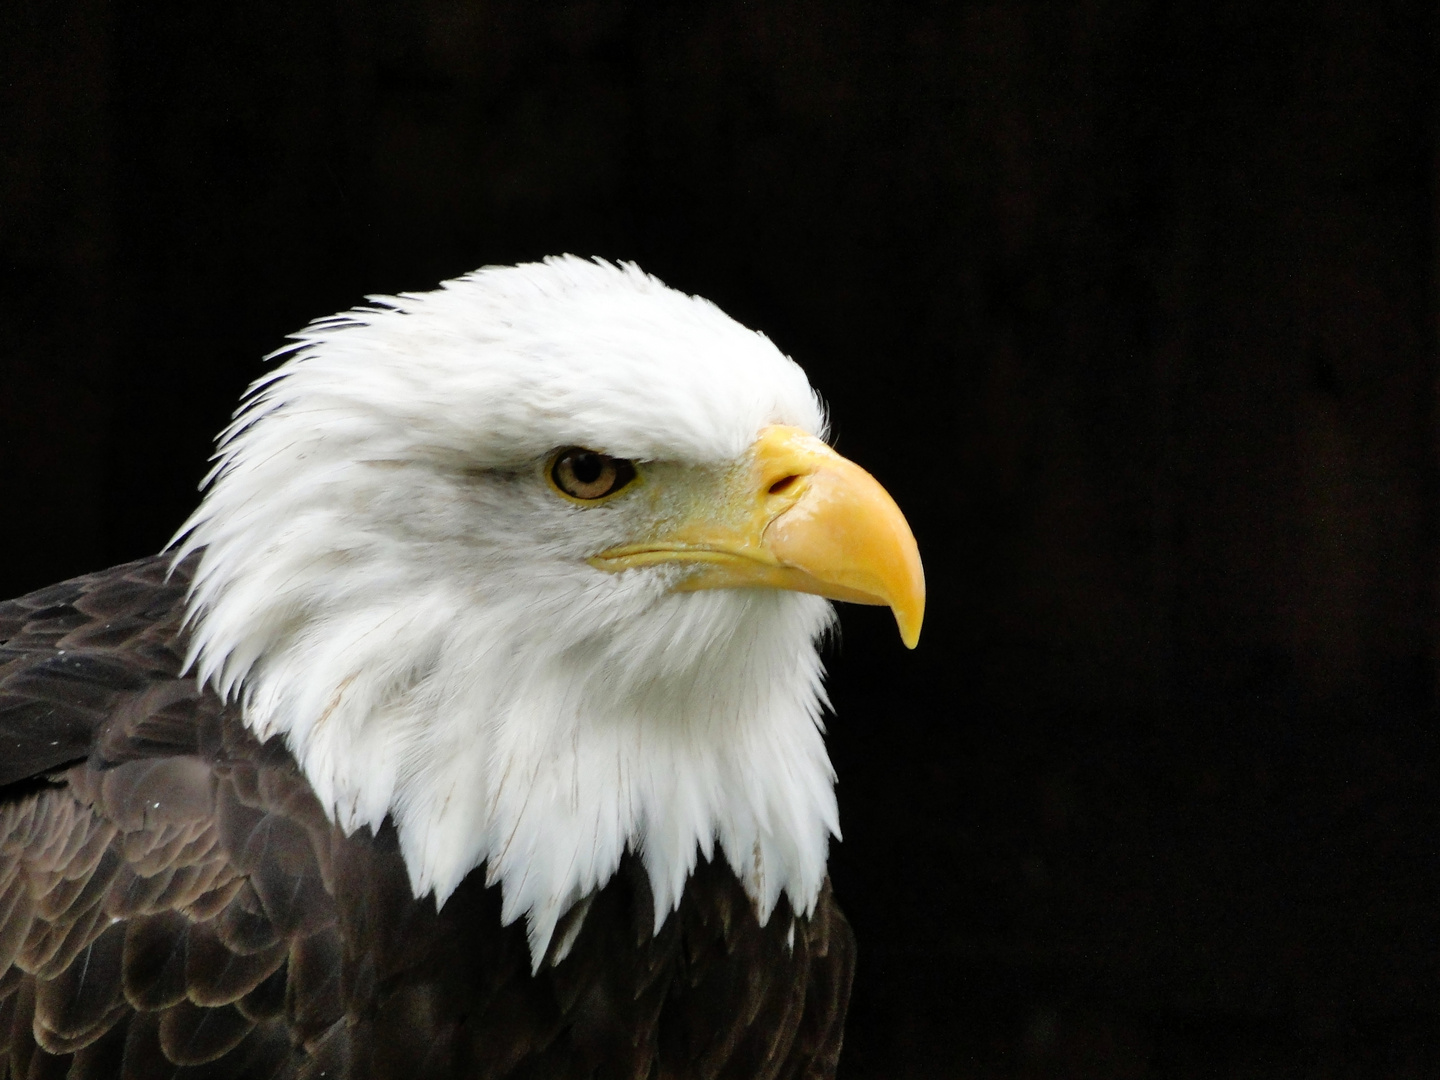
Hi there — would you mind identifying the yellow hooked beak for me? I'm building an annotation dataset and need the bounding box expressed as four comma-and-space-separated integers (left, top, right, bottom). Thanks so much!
589, 426, 925, 648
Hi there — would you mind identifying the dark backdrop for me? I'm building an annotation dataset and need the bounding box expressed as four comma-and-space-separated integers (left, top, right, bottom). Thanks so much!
3, 2, 1438, 1076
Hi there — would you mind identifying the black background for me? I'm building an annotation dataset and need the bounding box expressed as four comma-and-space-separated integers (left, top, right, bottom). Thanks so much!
3, 2, 1438, 1076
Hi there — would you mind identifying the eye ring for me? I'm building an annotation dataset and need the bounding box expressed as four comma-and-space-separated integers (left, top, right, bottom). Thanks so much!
548, 448, 637, 502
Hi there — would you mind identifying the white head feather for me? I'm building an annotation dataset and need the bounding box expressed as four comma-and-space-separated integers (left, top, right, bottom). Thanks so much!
173, 256, 840, 967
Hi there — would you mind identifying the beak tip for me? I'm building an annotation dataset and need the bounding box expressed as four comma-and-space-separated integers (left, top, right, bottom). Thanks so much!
895, 604, 924, 650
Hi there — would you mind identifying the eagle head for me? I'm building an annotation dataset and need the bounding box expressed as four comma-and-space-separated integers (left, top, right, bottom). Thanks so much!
174, 257, 923, 966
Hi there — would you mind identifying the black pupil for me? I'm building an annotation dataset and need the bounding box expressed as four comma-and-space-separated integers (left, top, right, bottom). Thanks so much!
571, 453, 604, 484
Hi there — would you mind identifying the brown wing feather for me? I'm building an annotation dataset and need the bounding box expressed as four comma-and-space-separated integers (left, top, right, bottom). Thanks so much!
0, 556, 855, 1079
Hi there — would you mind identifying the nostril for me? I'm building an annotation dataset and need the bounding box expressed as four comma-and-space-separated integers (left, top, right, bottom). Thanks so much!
768, 475, 801, 496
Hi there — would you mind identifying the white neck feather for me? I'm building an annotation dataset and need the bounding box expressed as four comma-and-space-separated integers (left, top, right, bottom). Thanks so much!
181, 530, 838, 966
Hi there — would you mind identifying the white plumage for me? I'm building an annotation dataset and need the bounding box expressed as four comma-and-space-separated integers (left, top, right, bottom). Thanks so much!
173, 257, 845, 967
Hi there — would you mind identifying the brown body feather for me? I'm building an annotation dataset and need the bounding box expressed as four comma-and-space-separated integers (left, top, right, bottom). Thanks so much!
0, 557, 854, 1079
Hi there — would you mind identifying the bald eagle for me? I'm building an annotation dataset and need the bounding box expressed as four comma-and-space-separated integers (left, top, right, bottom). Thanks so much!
0, 258, 923, 1079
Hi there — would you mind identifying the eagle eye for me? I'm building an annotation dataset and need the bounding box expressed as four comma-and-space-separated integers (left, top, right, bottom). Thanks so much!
549, 448, 636, 501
